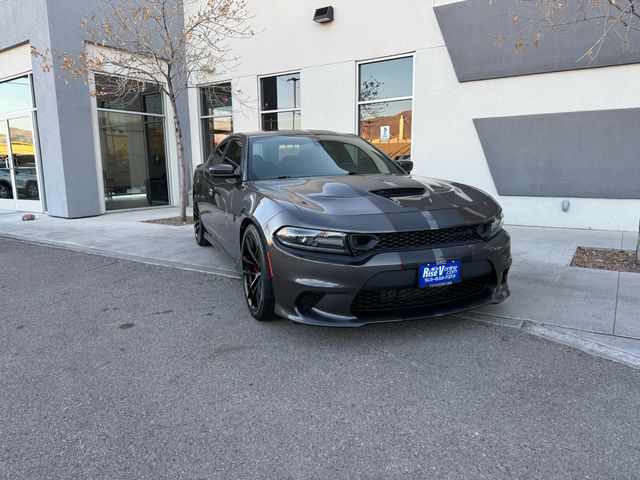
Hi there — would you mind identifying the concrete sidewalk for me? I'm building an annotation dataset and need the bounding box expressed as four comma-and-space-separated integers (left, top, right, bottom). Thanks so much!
459, 225, 640, 367
0, 207, 237, 278
1, 207, 638, 365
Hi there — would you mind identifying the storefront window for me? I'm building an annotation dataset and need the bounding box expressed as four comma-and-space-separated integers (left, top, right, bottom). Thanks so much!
200, 83, 233, 160
0, 75, 33, 115
95, 75, 163, 114
0, 75, 43, 210
358, 57, 413, 160
96, 75, 169, 210
260, 73, 301, 131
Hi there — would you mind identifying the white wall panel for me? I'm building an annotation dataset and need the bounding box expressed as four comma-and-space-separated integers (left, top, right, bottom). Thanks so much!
300, 62, 356, 133
231, 76, 260, 133
0, 43, 32, 80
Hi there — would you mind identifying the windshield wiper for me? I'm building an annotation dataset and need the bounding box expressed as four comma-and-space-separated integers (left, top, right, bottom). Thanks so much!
276, 175, 294, 179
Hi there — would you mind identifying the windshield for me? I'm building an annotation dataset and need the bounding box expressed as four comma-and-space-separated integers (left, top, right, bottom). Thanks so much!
248, 134, 405, 180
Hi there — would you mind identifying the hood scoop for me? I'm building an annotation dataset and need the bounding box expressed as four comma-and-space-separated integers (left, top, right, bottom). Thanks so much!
370, 187, 426, 198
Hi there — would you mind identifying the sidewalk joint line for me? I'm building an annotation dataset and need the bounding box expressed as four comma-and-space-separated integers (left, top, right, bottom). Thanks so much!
612, 272, 621, 335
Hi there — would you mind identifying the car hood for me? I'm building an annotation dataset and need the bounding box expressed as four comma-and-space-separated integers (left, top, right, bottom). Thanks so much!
253, 175, 494, 216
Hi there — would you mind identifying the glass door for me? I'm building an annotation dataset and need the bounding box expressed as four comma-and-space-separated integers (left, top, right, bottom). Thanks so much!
0, 119, 15, 209
0, 114, 43, 212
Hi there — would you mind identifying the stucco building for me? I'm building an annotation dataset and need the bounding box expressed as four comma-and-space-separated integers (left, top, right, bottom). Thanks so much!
1, 0, 638, 230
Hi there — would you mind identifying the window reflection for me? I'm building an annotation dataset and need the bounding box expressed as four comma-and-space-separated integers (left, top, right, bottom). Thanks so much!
261, 73, 300, 111
359, 57, 413, 101
8, 117, 39, 200
260, 73, 301, 131
98, 111, 168, 210
358, 57, 413, 160
96, 75, 169, 210
0, 122, 14, 200
262, 111, 301, 131
0, 76, 33, 115
359, 99, 412, 160
201, 84, 232, 117
95, 75, 163, 115
202, 116, 233, 160
200, 83, 233, 159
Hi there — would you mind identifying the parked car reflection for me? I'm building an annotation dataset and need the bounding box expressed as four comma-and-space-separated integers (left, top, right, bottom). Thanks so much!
0, 166, 39, 199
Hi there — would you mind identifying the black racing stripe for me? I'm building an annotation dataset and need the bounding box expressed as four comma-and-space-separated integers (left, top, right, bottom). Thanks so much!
381, 211, 432, 232
429, 208, 472, 229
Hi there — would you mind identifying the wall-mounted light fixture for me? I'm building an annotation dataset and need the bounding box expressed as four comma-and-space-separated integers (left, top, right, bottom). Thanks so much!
562, 200, 570, 212
313, 6, 334, 23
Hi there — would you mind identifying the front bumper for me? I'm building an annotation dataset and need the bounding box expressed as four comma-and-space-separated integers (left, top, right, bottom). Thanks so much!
269, 230, 512, 327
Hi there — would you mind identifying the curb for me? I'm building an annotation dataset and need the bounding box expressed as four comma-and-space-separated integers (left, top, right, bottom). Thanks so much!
0, 232, 241, 280
459, 312, 640, 370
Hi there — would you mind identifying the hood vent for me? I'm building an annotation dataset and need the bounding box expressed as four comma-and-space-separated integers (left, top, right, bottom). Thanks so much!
370, 187, 426, 198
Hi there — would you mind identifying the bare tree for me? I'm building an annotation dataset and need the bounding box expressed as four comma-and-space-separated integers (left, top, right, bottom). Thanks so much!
33, 0, 254, 221
493, 0, 640, 60
358, 77, 385, 138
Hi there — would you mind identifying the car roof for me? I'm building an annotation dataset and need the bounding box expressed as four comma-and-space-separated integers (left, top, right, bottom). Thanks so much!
239, 130, 356, 139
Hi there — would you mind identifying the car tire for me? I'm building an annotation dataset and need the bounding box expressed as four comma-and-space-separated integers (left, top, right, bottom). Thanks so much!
26, 182, 39, 199
193, 202, 211, 247
0, 182, 11, 199
241, 224, 276, 321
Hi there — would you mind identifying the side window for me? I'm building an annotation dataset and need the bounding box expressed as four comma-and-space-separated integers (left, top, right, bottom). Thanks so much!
208, 142, 227, 166
224, 139, 242, 168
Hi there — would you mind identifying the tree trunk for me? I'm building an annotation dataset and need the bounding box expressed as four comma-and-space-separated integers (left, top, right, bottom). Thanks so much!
168, 96, 188, 222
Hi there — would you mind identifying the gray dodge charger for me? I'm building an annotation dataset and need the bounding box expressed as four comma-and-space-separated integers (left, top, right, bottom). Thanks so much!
193, 131, 511, 326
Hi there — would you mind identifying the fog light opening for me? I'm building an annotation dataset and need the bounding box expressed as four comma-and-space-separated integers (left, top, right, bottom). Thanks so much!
296, 291, 325, 314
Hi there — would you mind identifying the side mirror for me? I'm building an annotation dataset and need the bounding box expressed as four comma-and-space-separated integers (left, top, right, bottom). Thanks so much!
209, 164, 237, 177
397, 159, 413, 173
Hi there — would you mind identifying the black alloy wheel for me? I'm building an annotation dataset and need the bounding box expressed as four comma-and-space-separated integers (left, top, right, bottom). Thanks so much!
193, 202, 210, 246
241, 224, 275, 321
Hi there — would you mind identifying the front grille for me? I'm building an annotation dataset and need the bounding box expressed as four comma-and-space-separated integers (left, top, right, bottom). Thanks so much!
351, 275, 490, 313
372, 225, 483, 252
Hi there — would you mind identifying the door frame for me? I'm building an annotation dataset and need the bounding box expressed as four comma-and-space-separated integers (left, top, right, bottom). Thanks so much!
0, 110, 44, 212
90, 72, 177, 213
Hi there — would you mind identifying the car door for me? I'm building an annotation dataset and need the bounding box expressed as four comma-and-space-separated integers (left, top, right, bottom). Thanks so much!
221, 138, 246, 258
200, 140, 228, 243
203, 137, 242, 251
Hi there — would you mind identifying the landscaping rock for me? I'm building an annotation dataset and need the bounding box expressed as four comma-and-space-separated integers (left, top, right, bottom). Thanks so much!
572, 247, 640, 273
21, 214, 35, 222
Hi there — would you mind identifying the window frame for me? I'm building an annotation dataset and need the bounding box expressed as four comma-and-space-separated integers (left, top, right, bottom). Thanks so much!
222, 137, 243, 169
355, 53, 415, 156
91, 72, 172, 212
207, 135, 244, 176
199, 81, 234, 163
258, 70, 302, 131
206, 138, 229, 167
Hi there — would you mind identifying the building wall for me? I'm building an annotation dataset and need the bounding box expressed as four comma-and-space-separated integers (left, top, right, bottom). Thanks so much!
187, 0, 640, 231
0, 0, 192, 218
0, 0, 68, 216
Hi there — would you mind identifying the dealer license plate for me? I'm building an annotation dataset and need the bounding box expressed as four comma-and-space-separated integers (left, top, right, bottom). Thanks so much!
419, 260, 461, 287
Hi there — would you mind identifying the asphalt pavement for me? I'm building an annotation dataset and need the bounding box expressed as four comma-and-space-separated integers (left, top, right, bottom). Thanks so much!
1, 238, 639, 480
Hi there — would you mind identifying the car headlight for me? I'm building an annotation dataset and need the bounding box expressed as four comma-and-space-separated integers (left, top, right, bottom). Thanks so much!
489, 212, 504, 238
275, 227, 350, 254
